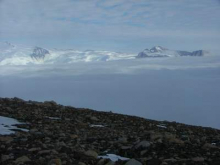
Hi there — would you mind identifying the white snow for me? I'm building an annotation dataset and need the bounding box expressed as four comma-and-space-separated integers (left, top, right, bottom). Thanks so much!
0, 42, 136, 65
157, 125, 167, 129
90, 124, 105, 128
139, 48, 179, 57
0, 116, 28, 135
46, 117, 61, 120
98, 154, 130, 162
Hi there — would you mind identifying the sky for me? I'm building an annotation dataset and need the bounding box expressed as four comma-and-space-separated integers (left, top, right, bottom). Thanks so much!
0, 0, 220, 52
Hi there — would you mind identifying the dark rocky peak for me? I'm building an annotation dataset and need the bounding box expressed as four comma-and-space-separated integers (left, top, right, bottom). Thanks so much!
31, 47, 50, 59
191, 50, 206, 56
177, 50, 192, 56
178, 50, 207, 56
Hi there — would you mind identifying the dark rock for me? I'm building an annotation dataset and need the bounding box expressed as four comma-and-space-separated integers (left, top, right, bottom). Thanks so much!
135, 141, 151, 149
0, 97, 220, 165
31, 47, 49, 60
14, 156, 31, 164
125, 159, 142, 165
83, 150, 98, 159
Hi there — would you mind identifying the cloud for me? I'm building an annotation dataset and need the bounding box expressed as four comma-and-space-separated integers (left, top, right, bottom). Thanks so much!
0, 55, 220, 77
1, 60, 220, 129
0, 0, 220, 51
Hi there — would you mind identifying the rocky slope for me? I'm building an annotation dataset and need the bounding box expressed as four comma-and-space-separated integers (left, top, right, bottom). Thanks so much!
0, 97, 220, 165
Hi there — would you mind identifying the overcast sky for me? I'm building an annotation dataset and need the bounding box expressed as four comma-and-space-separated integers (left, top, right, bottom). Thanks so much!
0, 0, 220, 52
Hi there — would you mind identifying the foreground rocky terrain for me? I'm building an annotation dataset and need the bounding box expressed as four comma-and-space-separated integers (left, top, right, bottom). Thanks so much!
0, 98, 220, 165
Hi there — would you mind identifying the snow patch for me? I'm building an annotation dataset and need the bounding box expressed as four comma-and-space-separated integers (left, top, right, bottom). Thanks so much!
0, 116, 28, 135
45, 116, 61, 120
157, 124, 167, 129
98, 154, 130, 162
90, 124, 105, 128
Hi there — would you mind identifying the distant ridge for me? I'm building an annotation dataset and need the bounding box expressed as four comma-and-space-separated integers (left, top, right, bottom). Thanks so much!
137, 46, 208, 58
0, 42, 209, 65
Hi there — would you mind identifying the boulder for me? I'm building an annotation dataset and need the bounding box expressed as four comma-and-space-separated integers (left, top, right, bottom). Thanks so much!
192, 157, 205, 162
84, 150, 98, 159
14, 156, 31, 164
48, 159, 62, 165
1, 154, 10, 162
125, 159, 142, 165
135, 141, 151, 149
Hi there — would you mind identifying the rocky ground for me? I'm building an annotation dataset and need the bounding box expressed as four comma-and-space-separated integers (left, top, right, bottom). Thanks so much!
0, 97, 220, 165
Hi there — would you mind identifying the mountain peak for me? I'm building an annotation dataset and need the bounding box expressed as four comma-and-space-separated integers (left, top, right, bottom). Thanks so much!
31, 47, 50, 60
152, 46, 167, 50
150, 46, 167, 52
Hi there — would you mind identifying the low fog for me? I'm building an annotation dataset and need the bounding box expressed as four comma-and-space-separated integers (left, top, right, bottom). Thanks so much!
0, 56, 220, 129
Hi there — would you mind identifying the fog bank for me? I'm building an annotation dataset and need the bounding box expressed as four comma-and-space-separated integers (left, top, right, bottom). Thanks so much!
1, 67, 220, 129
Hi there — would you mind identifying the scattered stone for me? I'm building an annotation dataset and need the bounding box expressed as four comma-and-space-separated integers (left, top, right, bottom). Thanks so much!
78, 162, 86, 165
125, 159, 142, 165
202, 143, 218, 149
135, 141, 151, 149
44, 101, 57, 107
118, 137, 127, 143
70, 134, 78, 139
105, 160, 115, 165
48, 159, 62, 165
150, 132, 163, 141
84, 150, 98, 159
97, 159, 106, 165
168, 138, 184, 144
1, 154, 10, 162
0, 136, 13, 143
90, 116, 99, 121
163, 158, 176, 162
14, 156, 31, 164
0, 97, 220, 165
192, 157, 205, 162
28, 147, 41, 152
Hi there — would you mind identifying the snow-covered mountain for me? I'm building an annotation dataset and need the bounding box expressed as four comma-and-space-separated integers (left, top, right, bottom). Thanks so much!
0, 42, 135, 65
0, 42, 209, 65
137, 46, 208, 58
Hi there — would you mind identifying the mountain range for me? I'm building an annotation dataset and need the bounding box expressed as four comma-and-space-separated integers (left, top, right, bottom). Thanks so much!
0, 42, 209, 65
0, 42, 135, 65
137, 46, 208, 58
